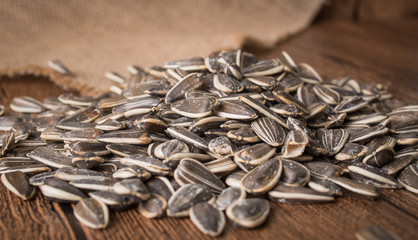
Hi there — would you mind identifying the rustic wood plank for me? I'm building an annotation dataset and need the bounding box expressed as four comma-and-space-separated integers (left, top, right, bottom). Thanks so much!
1, 19, 417, 240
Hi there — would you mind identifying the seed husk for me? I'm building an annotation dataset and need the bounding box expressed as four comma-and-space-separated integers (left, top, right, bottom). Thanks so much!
189, 116, 227, 135
190, 202, 225, 237
167, 183, 214, 217
72, 153, 104, 169
241, 158, 282, 194
74, 198, 109, 229
1, 171, 36, 200
140, 193, 167, 218
226, 198, 270, 229
281, 130, 309, 158
335, 143, 368, 161
243, 59, 283, 77
225, 170, 246, 188
213, 73, 244, 93
69, 141, 110, 156
40, 178, 86, 203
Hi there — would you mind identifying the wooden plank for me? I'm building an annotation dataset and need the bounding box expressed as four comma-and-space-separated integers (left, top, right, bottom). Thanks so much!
1, 19, 418, 240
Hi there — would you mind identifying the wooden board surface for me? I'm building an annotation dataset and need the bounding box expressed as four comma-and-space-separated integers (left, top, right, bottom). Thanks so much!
1, 19, 417, 240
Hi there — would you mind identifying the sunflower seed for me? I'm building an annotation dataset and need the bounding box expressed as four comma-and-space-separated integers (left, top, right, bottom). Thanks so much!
40, 178, 86, 203
241, 158, 282, 194
89, 190, 138, 210
269, 182, 334, 204
121, 153, 170, 175
226, 198, 270, 229
105, 143, 148, 157
55, 167, 110, 181
234, 143, 276, 166
214, 101, 258, 120
251, 117, 285, 147
1, 171, 36, 200
97, 129, 151, 145
29, 147, 73, 168
74, 198, 109, 229
281, 130, 309, 158
208, 136, 236, 156
381, 155, 414, 175
227, 127, 260, 144
313, 85, 341, 105
112, 166, 151, 180
166, 126, 208, 150
280, 159, 310, 187
190, 202, 225, 237
70, 178, 116, 191
398, 163, 418, 194
10, 96, 44, 113
165, 73, 204, 103
171, 98, 215, 118
72, 153, 104, 169
215, 187, 246, 211
145, 176, 175, 201
113, 178, 150, 200
348, 163, 399, 188
140, 193, 167, 218
174, 158, 225, 194
243, 59, 283, 77
238, 95, 287, 128
308, 179, 343, 196
167, 183, 214, 217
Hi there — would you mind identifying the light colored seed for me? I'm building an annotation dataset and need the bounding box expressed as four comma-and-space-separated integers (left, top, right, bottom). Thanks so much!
105, 71, 126, 84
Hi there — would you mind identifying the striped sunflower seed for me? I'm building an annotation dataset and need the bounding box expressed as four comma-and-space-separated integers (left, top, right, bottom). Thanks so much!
251, 117, 285, 147
268, 182, 334, 204
40, 178, 86, 203
174, 158, 225, 194
215, 187, 246, 211
139, 193, 167, 218
398, 163, 418, 194
167, 183, 214, 217
10, 96, 44, 113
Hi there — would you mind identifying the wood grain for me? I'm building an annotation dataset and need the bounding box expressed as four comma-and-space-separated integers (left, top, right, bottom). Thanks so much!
1, 19, 418, 240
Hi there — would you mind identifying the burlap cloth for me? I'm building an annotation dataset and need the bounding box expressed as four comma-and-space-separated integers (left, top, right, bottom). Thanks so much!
0, 0, 324, 95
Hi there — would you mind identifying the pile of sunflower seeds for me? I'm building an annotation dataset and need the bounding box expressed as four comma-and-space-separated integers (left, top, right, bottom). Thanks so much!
1, 50, 417, 237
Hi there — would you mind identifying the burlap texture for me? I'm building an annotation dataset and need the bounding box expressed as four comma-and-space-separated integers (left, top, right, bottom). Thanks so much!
0, 0, 324, 95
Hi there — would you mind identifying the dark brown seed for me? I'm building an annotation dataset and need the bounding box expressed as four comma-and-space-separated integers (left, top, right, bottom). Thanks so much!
1, 171, 36, 200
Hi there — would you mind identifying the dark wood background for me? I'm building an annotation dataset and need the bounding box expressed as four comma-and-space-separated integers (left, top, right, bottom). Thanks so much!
1, 1, 418, 240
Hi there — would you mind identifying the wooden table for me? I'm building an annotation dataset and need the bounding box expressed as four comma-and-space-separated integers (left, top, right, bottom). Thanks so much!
1, 19, 417, 240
